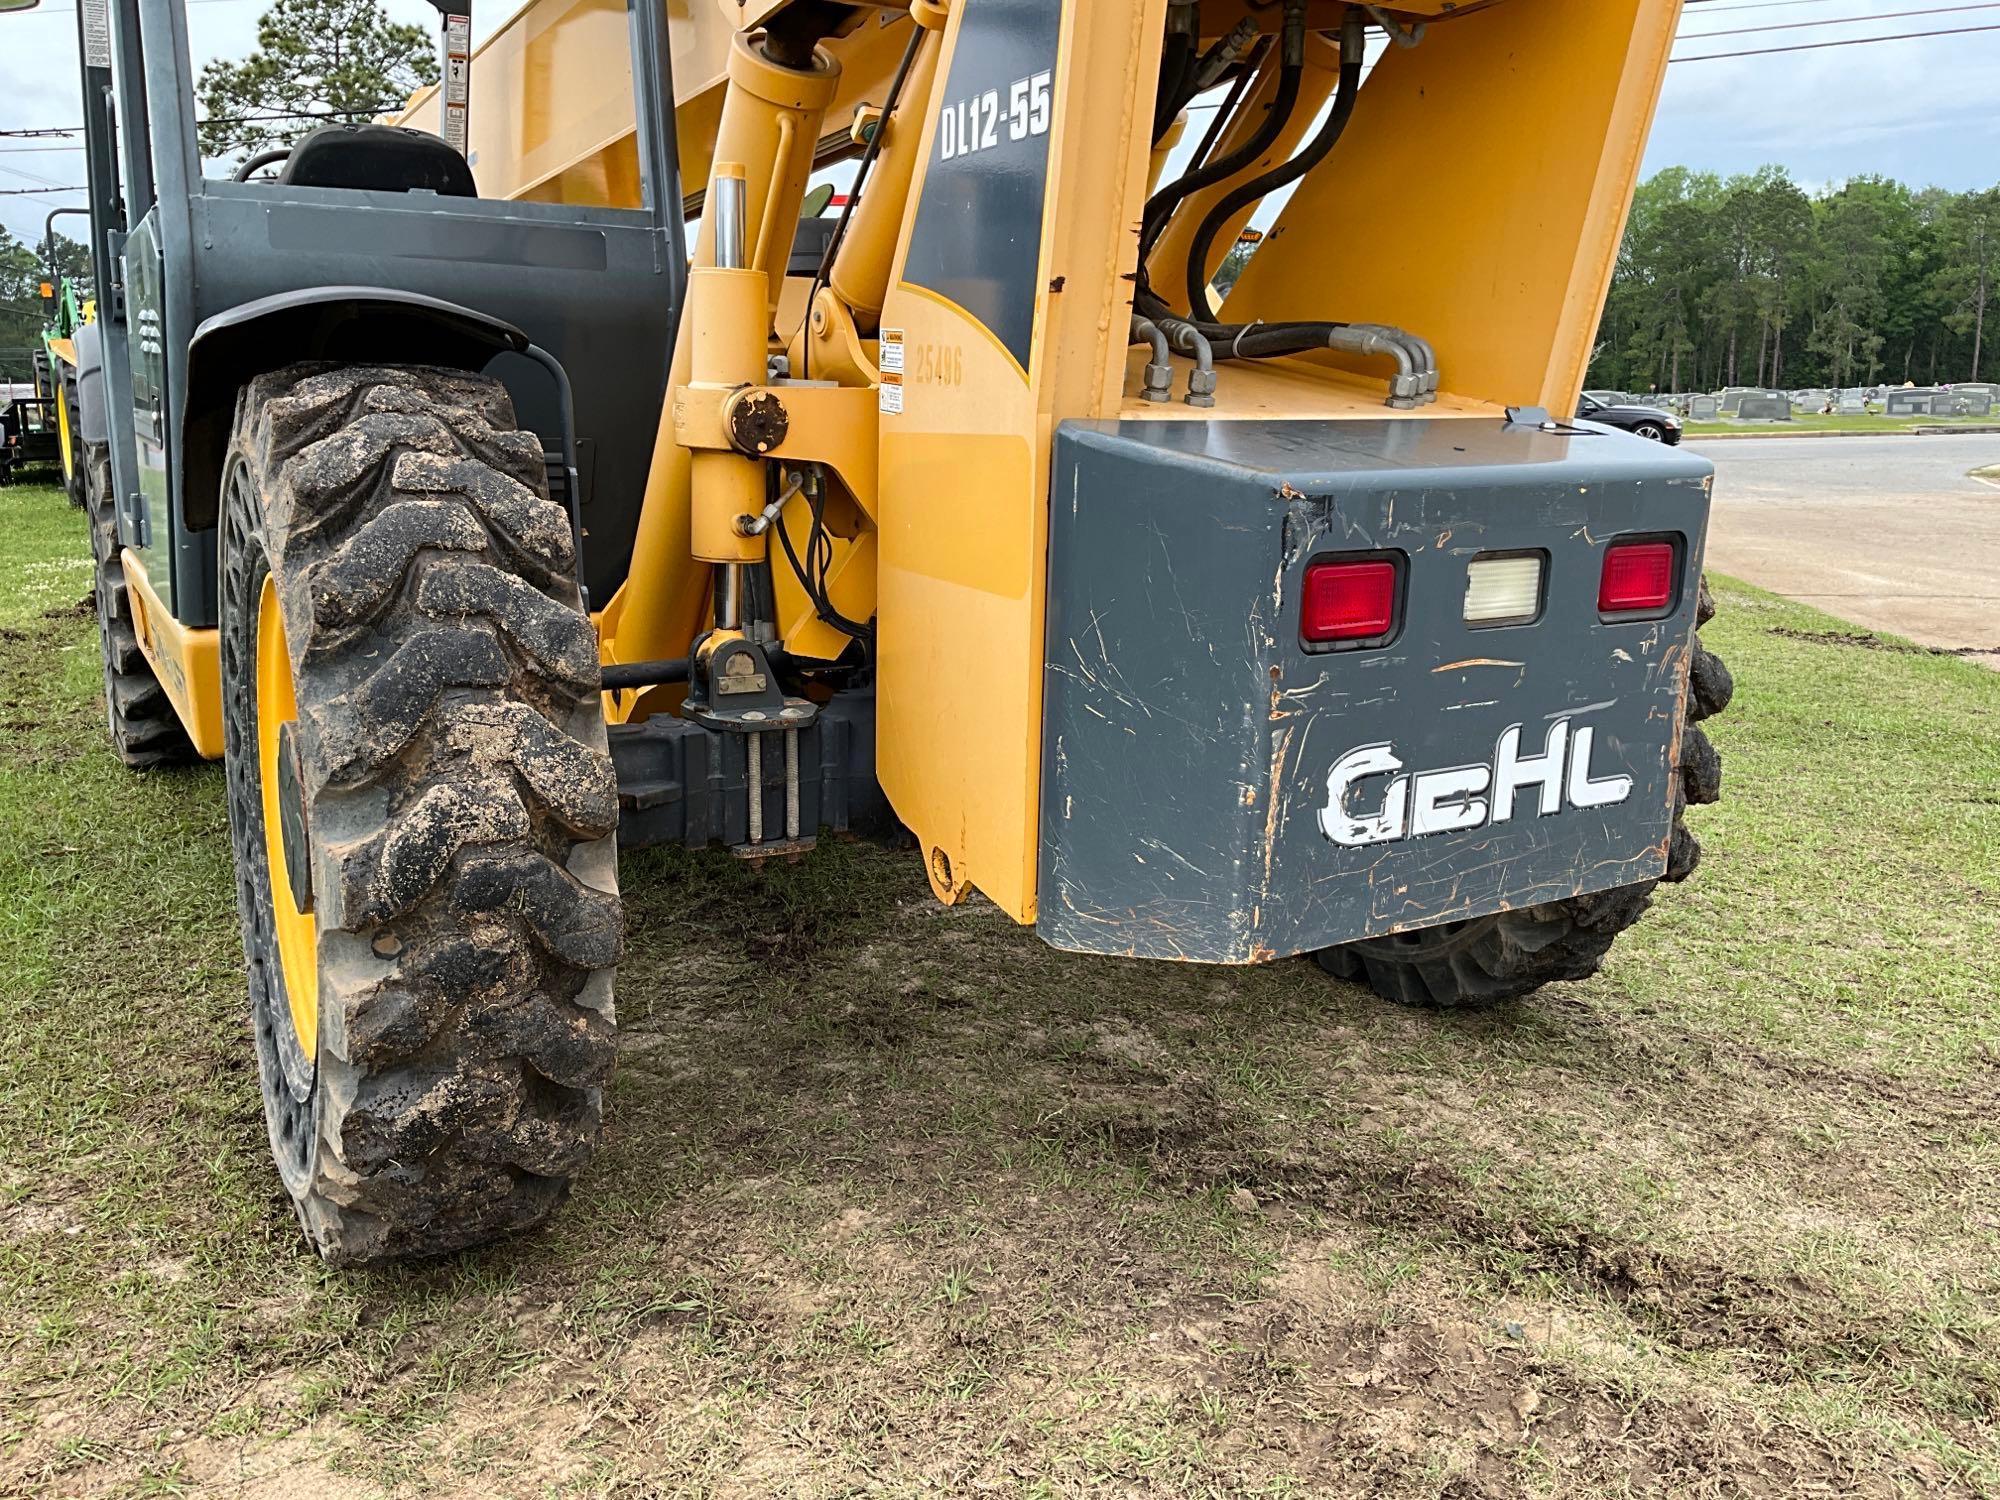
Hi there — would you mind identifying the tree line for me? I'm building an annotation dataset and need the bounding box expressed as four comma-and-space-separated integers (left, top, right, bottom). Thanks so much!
1589, 166, 1998, 395
14, 152, 1997, 403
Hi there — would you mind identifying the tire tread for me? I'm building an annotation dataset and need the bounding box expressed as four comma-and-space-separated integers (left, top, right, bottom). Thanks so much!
221, 363, 618, 1266
1316, 592, 1730, 1009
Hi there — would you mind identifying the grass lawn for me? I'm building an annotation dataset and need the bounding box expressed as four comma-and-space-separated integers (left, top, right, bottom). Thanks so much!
1685, 413, 1999, 437
2, 480, 1997, 1497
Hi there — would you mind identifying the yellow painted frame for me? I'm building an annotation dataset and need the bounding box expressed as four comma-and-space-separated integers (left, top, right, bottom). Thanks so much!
122, 550, 225, 759
873, 0, 1168, 920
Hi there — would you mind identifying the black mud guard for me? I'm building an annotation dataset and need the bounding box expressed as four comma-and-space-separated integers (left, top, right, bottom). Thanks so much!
180, 286, 531, 531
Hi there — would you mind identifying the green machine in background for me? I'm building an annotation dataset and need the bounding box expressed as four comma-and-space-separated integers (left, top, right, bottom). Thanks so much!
2, 211, 93, 493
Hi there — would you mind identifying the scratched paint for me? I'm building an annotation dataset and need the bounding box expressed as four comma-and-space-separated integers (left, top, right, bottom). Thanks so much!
1036, 416, 1713, 965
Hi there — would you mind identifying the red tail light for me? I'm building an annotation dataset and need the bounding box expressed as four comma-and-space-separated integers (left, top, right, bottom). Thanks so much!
1302, 558, 1399, 646
1598, 541, 1677, 615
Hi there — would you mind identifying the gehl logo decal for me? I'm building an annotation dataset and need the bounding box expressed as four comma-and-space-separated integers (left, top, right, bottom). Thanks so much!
1318, 718, 1633, 847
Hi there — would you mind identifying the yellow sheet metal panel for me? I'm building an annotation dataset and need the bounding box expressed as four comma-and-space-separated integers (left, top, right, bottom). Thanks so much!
1223, 0, 1682, 415
875, 0, 1166, 922
394, 0, 644, 204
398, 0, 919, 210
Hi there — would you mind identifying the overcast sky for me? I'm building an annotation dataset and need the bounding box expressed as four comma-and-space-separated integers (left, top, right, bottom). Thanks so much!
3, 0, 1996, 247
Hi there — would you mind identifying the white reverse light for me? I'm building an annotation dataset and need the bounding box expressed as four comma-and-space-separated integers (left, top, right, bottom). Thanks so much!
1463, 553, 1544, 627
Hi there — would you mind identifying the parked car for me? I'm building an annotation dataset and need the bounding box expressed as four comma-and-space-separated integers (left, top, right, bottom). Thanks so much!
1576, 391, 1682, 444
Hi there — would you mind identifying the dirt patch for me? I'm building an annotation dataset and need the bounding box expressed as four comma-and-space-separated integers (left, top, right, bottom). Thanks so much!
1770, 626, 2000, 658
40, 593, 92, 620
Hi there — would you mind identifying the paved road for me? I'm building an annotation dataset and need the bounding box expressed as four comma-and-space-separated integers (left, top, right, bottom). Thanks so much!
1690, 432, 2000, 668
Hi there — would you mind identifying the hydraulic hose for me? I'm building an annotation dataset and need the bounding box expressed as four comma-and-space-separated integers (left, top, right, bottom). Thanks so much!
1191, 19, 1262, 96
1139, 0, 1307, 273
1129, 316, 1174, 403
1184, 34, 1266, 174
1153, 317, 1218, 407
1185, 10, 1364, 322
1153, 30, 1195, 141
799, 17, 927, 378
1128, 293, 1435, 406
1156, 17, 1260, 142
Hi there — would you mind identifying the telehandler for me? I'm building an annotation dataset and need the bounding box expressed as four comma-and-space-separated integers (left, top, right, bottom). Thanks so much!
19, 0, 1730, 1264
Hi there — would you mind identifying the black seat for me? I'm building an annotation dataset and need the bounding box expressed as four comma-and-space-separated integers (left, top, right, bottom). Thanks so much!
277, 124, 477, 198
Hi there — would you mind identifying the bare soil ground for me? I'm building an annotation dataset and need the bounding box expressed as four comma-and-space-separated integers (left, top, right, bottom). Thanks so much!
1, 484, 1997, 1497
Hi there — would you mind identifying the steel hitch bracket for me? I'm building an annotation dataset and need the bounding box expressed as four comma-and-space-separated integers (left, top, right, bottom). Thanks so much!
683, 631, 820, 855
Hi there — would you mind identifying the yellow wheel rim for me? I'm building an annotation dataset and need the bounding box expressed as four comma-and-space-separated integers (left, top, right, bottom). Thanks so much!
257, 575, 317, 1062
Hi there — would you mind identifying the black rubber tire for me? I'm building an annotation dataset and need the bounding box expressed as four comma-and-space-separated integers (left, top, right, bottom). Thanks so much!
218, 363, 621, 1266
88, 445, 198, 769
1315, 577, 1732, 1009
1633, 422, 1664, 442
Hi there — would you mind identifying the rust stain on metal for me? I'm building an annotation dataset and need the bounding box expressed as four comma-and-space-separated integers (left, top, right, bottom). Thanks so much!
1276, 482, 1307, 501
1431, 657, 1524, 673
1259, 722, 1293, 895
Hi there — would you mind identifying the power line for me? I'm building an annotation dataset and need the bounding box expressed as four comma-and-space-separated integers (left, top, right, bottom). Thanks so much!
0, 159, 72, 189
0, 104, 407, 141
1673, 19, 2000, 56
0, 185, 87, 196
12, 0, 250, 14
1682, 1, 2000, 37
